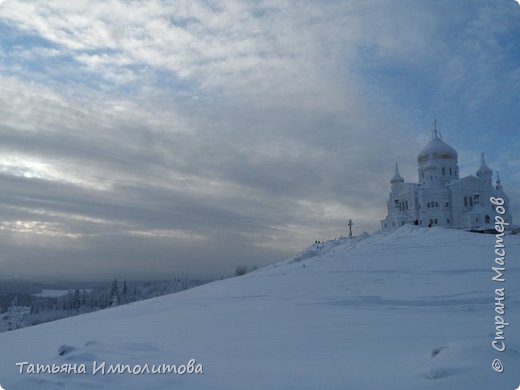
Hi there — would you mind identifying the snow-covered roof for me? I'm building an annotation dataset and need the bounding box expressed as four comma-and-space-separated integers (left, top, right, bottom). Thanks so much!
417, 137, 458, 163
476, 153, 492, 177
390, 162, 404, 183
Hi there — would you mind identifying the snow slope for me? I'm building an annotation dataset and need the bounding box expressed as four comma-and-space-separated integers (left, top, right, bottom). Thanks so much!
1, 226, 520, 389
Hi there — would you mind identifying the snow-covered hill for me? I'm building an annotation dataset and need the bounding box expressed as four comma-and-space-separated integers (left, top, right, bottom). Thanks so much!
1, 226, 519, 389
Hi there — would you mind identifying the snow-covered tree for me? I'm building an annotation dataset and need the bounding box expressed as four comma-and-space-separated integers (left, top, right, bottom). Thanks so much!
122, 280, 128, 304
73, 289, 81, 312
109, 278, 120, 307
5, 297, 31, 330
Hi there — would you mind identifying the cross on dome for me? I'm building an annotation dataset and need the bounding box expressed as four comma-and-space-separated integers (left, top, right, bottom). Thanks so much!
432, 119, 439, 139
496, 171, 503, 190
391, 162, 404, 183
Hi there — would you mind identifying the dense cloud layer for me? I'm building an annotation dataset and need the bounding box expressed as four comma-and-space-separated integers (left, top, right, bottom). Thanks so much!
0, 0, 518, 280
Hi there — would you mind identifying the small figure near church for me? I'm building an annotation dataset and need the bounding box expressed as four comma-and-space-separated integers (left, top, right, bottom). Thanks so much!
381, 121, 513, 231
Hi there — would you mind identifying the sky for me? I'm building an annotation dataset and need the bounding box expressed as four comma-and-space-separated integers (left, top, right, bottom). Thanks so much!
0, 0, 519, 280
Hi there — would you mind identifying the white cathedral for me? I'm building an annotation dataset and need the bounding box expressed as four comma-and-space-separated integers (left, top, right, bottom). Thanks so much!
381, 125, 512, 231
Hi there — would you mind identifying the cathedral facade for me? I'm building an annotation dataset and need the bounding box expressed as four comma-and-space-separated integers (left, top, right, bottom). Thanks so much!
381, 127, 512, 231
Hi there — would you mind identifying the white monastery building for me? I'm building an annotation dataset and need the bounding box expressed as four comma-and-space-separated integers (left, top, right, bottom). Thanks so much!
381, 124, 512, 231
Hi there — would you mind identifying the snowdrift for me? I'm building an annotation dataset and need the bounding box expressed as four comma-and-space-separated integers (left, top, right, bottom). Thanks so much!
1, 226, 519, 389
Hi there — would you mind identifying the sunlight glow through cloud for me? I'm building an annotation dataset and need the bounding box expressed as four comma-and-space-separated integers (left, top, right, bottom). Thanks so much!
0, 154, 111, 190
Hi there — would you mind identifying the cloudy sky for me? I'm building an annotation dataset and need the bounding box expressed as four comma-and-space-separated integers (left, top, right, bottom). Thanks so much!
0, 0, 519, 280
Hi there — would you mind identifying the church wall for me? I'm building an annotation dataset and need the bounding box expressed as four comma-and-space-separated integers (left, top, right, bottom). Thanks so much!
416, 187, 451, 227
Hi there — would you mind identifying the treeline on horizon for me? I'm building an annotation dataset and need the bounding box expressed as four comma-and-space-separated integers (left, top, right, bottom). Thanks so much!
0, 276, 212, 332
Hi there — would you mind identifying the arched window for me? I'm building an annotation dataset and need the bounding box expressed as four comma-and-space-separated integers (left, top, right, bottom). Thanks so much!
434, 218, 438, 224
464, 196, 468, 206
447, 218, 450, 224
442, 167, 446, 175
449, 167, 452, 175
435, 202, 439, 207
485, 215, 491, 224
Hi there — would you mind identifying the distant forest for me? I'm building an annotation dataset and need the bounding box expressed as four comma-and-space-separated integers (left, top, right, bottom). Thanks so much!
0, 277, 212, 332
